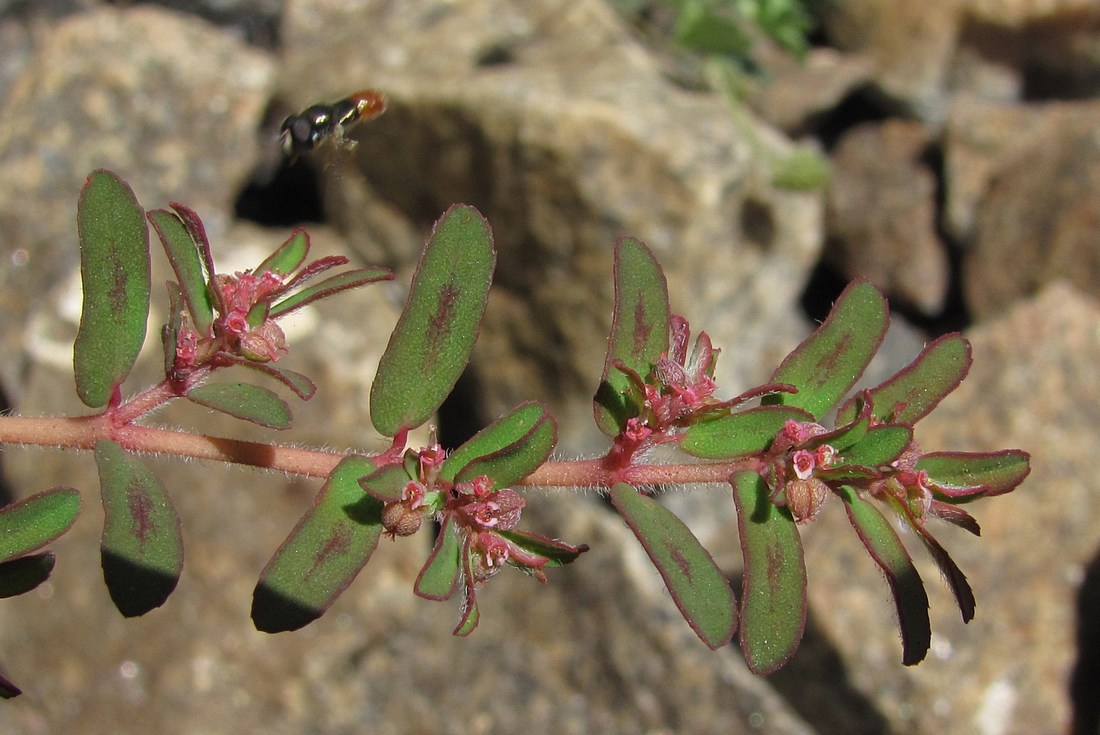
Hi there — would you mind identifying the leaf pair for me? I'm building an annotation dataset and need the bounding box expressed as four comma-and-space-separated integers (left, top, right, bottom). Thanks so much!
253, 205, 517, 632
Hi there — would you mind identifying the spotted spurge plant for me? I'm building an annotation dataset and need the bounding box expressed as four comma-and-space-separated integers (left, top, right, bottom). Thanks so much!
0, 169, 1029, 697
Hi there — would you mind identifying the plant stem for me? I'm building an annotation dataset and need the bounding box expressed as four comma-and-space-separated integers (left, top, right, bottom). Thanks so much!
0, 416, 757, 488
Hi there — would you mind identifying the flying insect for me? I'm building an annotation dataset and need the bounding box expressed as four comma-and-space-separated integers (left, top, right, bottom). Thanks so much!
279, 89, 386, 159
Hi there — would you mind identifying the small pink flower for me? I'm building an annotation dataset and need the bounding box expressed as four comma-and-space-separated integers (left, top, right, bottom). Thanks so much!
401, 481, 426, 509
792, 449, 816, 480
457, 488, 524, 531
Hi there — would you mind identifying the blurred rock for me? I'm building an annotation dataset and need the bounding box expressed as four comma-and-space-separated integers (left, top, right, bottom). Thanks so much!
820, 0, 964, 120
951, 100, 1100, 319
278, 0, 823, 453
747, 45, 875, 136
0, 5, 275, 397
825, 119, 949, 316
821, 0, 1100, 118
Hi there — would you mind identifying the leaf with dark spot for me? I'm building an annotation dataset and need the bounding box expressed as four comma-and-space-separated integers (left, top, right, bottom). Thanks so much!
95, 440, 182, 617
370, 206, 495, 437
74, 170, 150, 408
764, 280, 887, 421
594, 238, 671, 436
253, 456, 382, 632
610, 482, 735, 649
836, 334, 972, 426
731, 471, 807, 673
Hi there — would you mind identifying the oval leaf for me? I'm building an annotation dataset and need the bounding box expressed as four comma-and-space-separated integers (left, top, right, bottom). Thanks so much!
838, 334, 972, 426
95, 440, 183, 616
594, 237, 671, 436
359, 463, 413, 503
370, 206, 495, 436
0, 553, 56, 598
187, 382, 292, 429
498, 530, 589, 568
838, 425, 913, 468
442, 402, 557, 487
254, 228, 310, 278
414, 515, 462, 600
252, 456, 382, 632
680, 405, 813, 459
917, 450, 1031, 500
731, 471, 807, 674
837, 485, 931, 665
0, 488, 81, 563
610, 483, 736, 649
74, 170, 151, 408
148, 208, 214, 335
764, 280, 887, 420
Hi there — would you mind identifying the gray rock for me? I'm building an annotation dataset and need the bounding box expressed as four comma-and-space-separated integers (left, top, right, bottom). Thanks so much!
957, 102, 1100, 319
0, 5, 275, 397
821, 0, 1100, 119
278, 0, 823, 453
825, 119, 949, 316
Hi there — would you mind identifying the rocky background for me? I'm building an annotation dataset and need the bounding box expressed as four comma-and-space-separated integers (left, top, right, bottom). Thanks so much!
0, 0, 1098, 733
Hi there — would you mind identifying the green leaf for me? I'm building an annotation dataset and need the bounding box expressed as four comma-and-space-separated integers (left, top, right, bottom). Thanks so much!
74, 170, 151, 408
95, 440, 183, 617
0, 488, 81, 563
414, 515, 462, 600
187, 382, 292, 429
673, 1, 752, 56
215, 355, 318, 401
455, 545, 481, 636
148, 208, 214, 335
0, 553, 56, 598
680, 405, 813, 459
731, 471, 807, 674
254, 228, 310, 278
917, 450, 1031, 500
610, 483, 736, 649
764, 280, 888, 420
837, 425, 913, 468
359, 463, 413, 503
370, 206, 495, 436
594, 237, 671, 436
268, 267, 393, 319
837, 485, 931, 665
886, 496, 975, 622
442, 402, 557, 487
811, 409, 870, 453
497, 530, 589, 568
252, 456, 383, 632
837, 334, 972, 425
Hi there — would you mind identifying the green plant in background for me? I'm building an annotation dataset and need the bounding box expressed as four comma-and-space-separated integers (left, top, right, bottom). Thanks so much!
0, 169, 1028, 697
613, 0, 831, 190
